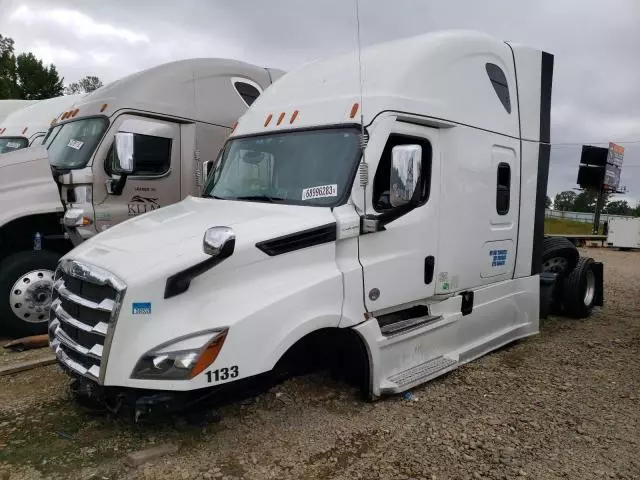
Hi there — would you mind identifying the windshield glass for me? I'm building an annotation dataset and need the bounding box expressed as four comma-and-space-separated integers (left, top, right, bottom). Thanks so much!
203, 128, 361, 207
0, 137, 28, 154
48, 117, 108, 169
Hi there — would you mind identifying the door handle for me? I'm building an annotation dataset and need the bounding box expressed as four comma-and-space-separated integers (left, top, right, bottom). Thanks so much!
424, 256, 435, 284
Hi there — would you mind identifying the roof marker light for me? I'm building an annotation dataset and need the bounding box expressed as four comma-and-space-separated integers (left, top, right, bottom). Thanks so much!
264, 113, 273, 127
350, 102, 359, 119
72, 109, 79, 117
22, 127, 28, 134
289, 110, 299, 124
100, 104, 108, 112
276, 112, 285, 126
231, 121, 239, 133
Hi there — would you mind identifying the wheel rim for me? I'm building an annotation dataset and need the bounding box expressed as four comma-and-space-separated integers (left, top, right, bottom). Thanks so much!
542, 256, 569, 275
584, 269, 596, 306
9, 269, 55, 324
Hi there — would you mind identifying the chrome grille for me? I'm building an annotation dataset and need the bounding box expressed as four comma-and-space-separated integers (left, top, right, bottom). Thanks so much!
49, 259, 126, 383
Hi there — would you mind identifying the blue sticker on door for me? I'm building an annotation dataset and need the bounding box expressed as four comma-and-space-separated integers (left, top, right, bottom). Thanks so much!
132, 302, 152, 315
489, 249, 508, 267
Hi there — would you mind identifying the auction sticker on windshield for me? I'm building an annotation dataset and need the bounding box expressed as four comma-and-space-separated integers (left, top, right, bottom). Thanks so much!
67, 139, 84, 150
302, 184, 338, 201
6, 142, 20, 149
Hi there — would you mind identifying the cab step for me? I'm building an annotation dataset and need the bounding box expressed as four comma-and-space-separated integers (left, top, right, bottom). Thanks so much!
383, 355, 458, 393
380, 314, 442, 336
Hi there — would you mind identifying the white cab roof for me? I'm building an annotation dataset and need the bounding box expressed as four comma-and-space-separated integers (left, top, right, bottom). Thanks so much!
58, 59, 284, 128
234, 30, 522, 138
0, 95, 85, 141
0, 100, 39, 122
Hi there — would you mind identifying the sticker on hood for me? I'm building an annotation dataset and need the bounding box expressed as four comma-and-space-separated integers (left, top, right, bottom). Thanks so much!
302, 184, 338, 201
67, 139, 84, 150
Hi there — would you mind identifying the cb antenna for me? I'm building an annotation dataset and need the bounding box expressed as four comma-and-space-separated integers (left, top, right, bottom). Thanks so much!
355, 0, 369, 191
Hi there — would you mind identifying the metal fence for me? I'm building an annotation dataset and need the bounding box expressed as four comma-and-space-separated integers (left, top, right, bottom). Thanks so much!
545, 209, 635, 224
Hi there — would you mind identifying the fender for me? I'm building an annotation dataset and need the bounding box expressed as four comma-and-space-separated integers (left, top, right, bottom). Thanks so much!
0, 146, 63, 228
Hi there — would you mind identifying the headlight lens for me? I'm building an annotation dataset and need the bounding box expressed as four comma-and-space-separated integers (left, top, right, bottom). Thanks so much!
131, 329, 228, 380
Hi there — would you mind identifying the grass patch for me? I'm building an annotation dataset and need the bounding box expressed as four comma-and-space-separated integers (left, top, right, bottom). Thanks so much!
544, 217, 595, 235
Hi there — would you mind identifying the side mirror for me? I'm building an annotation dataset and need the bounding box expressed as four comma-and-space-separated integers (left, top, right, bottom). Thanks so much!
203, 226, 235, 258
390, 144, 422, 208
113, 132, 135, 174
202, 160, 214, 180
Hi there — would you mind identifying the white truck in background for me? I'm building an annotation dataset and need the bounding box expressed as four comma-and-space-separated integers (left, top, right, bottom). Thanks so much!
0, 96, 84, 153
49, 31, 603, 416
0, 59, 283, 337
607, 217, 640, 250
0, 100, 39, 123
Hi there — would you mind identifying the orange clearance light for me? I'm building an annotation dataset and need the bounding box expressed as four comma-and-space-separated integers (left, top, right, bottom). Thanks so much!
61, 112, 68, 120
349, 102, 359, 119
72, 109, 80, 117
276, 112, 285, 126
100, 103, 108, 112
289, 110, 299, 124
22, 127, 28, 134
264, 113, 273, 127
231, 121, 239, 133
188, 331, 228, 379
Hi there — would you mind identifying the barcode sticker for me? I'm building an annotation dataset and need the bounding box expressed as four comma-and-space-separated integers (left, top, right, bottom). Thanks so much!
301, 184, 338, 201
67, 139, 84, 150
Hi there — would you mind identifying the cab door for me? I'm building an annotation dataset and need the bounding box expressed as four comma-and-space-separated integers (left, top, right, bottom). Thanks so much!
358, 122, 440, 312
94, 116, 181, 232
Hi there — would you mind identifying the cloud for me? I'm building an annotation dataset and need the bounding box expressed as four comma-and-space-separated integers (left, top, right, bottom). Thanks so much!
8, 4, 149, 44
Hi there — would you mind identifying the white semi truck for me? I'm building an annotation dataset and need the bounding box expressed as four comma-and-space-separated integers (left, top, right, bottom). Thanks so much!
0, 96, 84, 153
0, 100, 39, 123
49, 31, 603, 414
0, 59, 283, 337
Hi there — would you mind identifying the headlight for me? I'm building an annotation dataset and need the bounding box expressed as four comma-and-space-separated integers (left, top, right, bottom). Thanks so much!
131, 329, 228, 380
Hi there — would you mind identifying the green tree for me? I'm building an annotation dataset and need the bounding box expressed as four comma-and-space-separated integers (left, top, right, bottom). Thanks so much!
64, 75, 103, 95
604, 200, 630, 216
572, 189, 610, 213
15, 52, 63, 99
0, 34, 18, 99
553, 191, 576, 211
0, 34, 63, 99
633, 203, 640, 217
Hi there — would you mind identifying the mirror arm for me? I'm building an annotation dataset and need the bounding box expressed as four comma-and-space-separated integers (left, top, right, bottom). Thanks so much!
361, 203, 416, 233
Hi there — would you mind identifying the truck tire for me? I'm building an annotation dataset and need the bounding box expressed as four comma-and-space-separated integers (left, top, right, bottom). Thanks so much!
541, 237, 579, 278
562, 257, 597, 319
0, 250, 60, 337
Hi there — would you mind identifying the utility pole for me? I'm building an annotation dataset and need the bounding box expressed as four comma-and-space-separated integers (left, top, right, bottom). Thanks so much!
592, 184, 605, 234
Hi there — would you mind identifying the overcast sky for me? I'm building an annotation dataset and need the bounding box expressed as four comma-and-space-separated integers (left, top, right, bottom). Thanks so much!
1, 0, 638, 204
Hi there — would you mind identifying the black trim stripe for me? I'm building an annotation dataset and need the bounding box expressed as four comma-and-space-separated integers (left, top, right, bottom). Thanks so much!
256, 223, 336, 256
532, 143, 551, 275
539, 51, 554, 144
532, 51, 554, 275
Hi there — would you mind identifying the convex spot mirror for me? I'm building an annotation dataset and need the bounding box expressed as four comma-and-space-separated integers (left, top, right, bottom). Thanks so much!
390, 144, 422, 208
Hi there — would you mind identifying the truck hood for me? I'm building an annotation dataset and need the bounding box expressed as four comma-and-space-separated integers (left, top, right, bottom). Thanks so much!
68, 196, 337, 280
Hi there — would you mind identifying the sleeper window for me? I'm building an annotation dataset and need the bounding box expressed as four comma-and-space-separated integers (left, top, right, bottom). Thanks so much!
234, 81, 261, 107
486, 63, 511, 114
373, 134, 432, 212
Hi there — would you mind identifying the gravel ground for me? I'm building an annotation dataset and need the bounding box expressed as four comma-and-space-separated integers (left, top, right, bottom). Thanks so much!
0, 248, 638, 480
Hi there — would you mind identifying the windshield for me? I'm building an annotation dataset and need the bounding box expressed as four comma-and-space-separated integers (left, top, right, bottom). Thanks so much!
203, 128, 361, 207
0, 137, 28, 154
48, 117, 108, 169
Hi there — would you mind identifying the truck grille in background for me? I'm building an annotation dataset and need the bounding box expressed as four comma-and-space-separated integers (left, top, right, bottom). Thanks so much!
49, 260, 126, 383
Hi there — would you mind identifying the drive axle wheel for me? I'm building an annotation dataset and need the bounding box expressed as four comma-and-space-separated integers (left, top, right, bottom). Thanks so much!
562, 257, 597, 318
0, 250, 61, 337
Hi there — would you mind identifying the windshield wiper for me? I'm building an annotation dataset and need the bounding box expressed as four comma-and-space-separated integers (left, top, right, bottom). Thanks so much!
232, 195, 286, 203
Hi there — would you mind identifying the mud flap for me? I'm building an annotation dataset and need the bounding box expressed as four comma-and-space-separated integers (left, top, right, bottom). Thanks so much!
539, 272, 557, 319
592, 262, 604, 307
